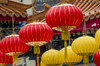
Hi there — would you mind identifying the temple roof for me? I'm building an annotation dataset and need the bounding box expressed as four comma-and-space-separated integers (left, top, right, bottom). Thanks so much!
27, 0, 100, 22
0, 0, 35, 21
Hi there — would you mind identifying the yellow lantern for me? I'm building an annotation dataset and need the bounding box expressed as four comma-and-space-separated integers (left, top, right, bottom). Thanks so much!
72, 35, 99, 66
40, 62, 46, 66
59, 46, 83, 66
95, 29, 100, 46
41, 49, 61, 65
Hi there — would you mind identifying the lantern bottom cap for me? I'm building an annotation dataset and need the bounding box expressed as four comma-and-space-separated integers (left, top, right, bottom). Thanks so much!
63, 62, 78, 65
77, 53, 94, 56
52, 26, 76, 31
6, 52, 24, 56
26, 41, 47, 46
0, 63, 11, 66
46, 64, 61, 66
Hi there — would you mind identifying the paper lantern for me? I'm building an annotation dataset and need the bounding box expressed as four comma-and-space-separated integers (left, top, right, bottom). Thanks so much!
41, 49, 61, 65
0, 35, 29, 63
59, 46, 83, 66
72, 35, 99, 66
40, 61, 46, 66
46, 4, 83, 29
19, 22, 53, 46
45, 4, 83, 60
0, 51, 12, 66
93, 49, 100, 66
19, 22, 53, 66
95, 29, 100, 46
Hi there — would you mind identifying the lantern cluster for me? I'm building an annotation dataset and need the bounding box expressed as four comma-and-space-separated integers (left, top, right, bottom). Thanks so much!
0, 2, 99, 66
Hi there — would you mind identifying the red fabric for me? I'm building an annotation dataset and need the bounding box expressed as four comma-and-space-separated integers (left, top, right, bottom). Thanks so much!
19, 23, 53, 44
0, 35, 29, 53
0, 51, 12, 63
93, 50, 100, 66
45, 4, 83, 28
0, 15, 27, 21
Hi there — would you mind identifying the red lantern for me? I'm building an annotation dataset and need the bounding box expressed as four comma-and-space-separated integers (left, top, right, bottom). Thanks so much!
45, 4, 83, 61
93, 49, 100, 66
19, 22, 53, 46
46, 4, 83, 29
0, 35, 29, 63
19, 22, 53, 66
0, 51, 12, 65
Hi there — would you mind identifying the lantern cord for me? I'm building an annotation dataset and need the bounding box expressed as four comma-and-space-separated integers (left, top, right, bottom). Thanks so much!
50, 40, 52, 49
64, 40, 67, 61
37, 55, 39, 66
68, 31, 71, 46
83, 21, 87, 35
12, 12, 15, 33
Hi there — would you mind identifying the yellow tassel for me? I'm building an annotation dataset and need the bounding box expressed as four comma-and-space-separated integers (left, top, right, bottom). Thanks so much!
34, 46, 40, 54
84, 63, 87, 66
37, 55, 39, 66
13, 63, 16, 66
83, 56, 89, 64
62, 29, 69, 40
13, 55, 18, 62
64, 40, 67, 61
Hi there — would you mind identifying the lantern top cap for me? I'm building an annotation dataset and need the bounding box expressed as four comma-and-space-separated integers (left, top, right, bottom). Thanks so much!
6, 34, 19, 37
52, 4, 74, 8
28, 22, 47, 25
67, 46, 71, 48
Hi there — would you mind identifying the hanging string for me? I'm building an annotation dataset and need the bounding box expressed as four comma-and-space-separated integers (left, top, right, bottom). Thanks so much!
37, 55, 39, 66
83, 20, 87, 35
12, 12, 14, 33
68, 30, 71, 46
50, 40, 52, 49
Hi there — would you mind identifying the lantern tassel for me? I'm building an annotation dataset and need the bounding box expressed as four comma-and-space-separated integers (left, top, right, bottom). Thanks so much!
13, 64, 16, 66
62, 29, 69, 40
64, 40, 67, 61
13, 55, 18, 62
34, 46, 40, 66
83, 56, 89, 66
34, 46, 40, 54
84, 63, 87, 66
62, 29, 68, 62
37, 55, 39, 66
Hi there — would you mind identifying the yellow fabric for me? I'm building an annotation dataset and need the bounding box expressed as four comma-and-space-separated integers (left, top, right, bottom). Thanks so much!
34, 46, 40, 54
40, 62, 46, 66
41, 49, 61, 65
59, 46, 83, 65
95, 29, 100, 46
62, 29, 69, 40
72, 35, 99, 56
13, 55, 18, 62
